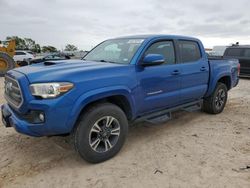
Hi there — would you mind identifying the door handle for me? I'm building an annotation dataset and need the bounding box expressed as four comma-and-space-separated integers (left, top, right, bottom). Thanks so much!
200, 67, 207, 71
172, 70, 180, 75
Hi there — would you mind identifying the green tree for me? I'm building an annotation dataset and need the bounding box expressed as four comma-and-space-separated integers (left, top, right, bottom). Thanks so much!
6, 36, 26, 50
33, 44, 41, 53
42, 46, 58, 53
6, 36, 41, 53
24, 38, 35, 50
65, 44, 78, 51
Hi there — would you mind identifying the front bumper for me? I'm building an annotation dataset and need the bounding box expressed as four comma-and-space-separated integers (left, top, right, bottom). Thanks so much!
1, 102, 74, 137
1, 104, 42, 136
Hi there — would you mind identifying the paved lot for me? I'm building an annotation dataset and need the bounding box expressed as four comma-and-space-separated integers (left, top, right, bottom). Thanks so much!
0, 78, 250, 188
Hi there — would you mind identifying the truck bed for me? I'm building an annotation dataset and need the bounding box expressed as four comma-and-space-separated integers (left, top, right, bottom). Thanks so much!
205, 58, 239, 97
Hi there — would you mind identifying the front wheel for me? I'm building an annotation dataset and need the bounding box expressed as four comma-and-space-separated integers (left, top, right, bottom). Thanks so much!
72, 103, 128, 163
203, 82, 228, 114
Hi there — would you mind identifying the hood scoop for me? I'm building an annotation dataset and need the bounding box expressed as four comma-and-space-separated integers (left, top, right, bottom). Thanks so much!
44, 61, 63, 66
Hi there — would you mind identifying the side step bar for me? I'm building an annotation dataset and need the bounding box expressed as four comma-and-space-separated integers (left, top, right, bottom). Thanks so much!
133, 100, 203, 125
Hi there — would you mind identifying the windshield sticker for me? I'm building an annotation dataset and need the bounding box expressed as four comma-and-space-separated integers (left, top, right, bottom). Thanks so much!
127, 39, 144, 44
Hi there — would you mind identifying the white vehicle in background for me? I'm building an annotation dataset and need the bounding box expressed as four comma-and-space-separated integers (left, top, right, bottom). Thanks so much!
209, 46, 228, 56
13, 50, 35, 63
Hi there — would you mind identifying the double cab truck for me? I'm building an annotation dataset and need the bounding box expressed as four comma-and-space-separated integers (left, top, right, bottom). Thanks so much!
1, 35, 240, 163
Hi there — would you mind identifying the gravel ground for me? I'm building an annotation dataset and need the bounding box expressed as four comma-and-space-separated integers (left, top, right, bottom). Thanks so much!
0, 77, 250, 188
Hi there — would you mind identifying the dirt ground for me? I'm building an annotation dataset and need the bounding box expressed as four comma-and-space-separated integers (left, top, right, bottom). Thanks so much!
0, 77, 250, 188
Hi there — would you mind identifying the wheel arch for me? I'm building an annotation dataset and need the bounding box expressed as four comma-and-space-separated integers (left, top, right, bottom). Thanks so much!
217, 76, 231, 90
205, 73, 232, 97
66, 86, 136, 132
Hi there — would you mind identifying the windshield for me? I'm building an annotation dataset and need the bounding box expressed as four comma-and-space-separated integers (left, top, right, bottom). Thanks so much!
83, 38, 144, 64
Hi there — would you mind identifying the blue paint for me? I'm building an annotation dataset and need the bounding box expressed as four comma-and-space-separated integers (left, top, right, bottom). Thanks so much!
1, 35, 240, 136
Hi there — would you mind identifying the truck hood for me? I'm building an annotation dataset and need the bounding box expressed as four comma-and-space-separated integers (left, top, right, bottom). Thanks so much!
13, 59, 128, 83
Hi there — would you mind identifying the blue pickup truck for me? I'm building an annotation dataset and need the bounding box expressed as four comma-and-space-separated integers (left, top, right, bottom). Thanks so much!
1, 35, 240, 163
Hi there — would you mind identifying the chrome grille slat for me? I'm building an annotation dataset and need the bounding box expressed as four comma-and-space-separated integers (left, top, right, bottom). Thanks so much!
11, 86, 20, 93
4, 75, 23, 108
9, 92, 21, 99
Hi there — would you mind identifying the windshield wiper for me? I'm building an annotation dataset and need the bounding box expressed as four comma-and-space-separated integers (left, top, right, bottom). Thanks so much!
82, 59, 119, 64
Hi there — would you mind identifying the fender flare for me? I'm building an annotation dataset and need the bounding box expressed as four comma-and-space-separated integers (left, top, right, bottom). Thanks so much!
65, 85, 136, 131
205, 72, 231, 97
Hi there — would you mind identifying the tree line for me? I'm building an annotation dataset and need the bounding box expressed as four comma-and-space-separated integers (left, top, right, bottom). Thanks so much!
5, 36, 78, 53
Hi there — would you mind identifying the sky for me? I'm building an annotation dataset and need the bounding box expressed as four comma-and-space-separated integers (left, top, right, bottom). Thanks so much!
1, 0, 250, 50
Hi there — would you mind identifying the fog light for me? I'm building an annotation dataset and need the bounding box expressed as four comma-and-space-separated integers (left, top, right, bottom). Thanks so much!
39, 113, 45, 122
22, 110, 45, 124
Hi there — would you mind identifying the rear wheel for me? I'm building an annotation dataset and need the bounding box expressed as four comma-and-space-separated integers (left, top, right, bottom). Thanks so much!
203, 82, 228, 114
0, 52, 15, 75
72, 103, 128, 163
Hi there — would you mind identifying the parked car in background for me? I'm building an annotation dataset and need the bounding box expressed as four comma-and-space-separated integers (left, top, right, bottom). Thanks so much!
13, 50, 34, 63
209, 46, 228, 56
63, 50, 89, 59
224, 45, 250, 77
2, 35, 240, 163
30, 53, 70, 64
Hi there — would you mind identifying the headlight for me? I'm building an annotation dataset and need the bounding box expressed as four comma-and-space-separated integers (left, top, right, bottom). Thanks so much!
30, 82, 74, 98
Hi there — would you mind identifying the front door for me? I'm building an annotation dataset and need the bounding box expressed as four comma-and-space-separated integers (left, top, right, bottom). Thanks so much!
136, 40, 182, 114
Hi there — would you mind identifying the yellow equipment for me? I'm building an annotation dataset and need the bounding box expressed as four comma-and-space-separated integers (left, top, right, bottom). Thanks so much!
0, 40, 16, 74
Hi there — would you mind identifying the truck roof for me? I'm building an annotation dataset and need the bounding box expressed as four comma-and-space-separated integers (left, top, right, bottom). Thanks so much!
113, 34, 199, 41
227, 45, 250, 49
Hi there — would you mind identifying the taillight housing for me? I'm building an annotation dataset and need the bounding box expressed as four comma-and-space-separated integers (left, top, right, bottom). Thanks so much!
237, 63, 241, 76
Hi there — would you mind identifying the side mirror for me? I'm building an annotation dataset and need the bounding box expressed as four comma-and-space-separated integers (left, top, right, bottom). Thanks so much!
142, 54, 165, 66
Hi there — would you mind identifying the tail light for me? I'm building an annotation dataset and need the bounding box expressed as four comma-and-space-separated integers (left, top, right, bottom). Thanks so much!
237, 63, 240, 76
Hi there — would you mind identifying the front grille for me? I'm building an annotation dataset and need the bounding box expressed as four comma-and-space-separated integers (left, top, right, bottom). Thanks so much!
4, 76, 23, 108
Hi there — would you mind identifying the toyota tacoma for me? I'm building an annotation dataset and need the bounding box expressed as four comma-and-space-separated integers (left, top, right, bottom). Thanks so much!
1, 35, 240, 163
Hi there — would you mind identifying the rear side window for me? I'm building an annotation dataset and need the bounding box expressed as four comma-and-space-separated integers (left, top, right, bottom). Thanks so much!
15, 52, 26, 55
243, 49, 250, 57
144, 41, 175, 65
178, 41, 201, 63
224, 48, 243, 57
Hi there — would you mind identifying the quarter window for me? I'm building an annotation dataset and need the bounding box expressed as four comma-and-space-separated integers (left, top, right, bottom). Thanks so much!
144, 41, 175, 65
178, 41, 201, 63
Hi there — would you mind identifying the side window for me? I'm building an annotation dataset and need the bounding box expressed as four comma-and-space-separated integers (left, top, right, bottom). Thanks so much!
243, 49, 250, 57
178, 40, 201, 63
15, 52, 25, 55
53, 55, 63, 59
144, 41, 175, 65
44, 55, 53, 59
224, 48, 243, 57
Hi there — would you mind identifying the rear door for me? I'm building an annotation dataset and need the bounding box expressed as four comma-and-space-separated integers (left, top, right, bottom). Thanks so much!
177, 40, 209, 103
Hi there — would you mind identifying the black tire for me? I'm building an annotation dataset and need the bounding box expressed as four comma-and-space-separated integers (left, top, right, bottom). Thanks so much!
17, 61, 28, 66
203, 82, 228, 114
0, 52, 15, 75
72, 103, 128, 163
